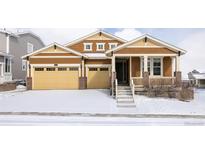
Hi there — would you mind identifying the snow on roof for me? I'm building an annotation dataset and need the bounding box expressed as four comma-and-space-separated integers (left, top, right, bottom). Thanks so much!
84, 53, 109, 59
192, 73, 205, 79
0, 29, 18, 37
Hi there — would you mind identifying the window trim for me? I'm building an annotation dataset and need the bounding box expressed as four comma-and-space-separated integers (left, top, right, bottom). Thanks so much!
108, 43, 118, 49
22, 60, 27, 71
27, 42, 34, 53
96, 43, 105, 51
83, 43, 93, 51
140, 57, 163, 77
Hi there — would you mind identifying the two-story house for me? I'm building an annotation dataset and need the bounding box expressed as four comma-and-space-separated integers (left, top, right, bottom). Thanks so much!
0, 29, 45, 83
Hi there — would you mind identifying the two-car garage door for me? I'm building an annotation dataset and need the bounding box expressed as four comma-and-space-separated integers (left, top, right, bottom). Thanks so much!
33, 67, 79, 90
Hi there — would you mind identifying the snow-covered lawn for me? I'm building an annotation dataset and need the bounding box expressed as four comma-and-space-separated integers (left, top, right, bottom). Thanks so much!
0, 88, 205, 115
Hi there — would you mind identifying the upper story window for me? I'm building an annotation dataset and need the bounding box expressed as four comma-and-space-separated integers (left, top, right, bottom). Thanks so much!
96, 43, 105, 51
109, 43, 118, 49
27, 42, 34, 53
84, 43, 92, 51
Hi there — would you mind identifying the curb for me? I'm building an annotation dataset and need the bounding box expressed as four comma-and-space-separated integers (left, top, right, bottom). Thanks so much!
0, 112, 205, 119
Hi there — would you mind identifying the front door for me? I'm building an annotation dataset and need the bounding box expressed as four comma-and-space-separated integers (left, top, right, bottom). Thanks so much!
116, 59, 129, 85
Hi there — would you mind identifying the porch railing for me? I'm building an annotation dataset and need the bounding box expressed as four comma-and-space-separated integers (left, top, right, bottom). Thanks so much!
115, 79, 118, 99
131, 77, 176, 87
130, 78, 135, 102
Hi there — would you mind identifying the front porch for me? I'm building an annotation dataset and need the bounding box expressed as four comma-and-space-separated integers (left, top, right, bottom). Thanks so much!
112, 55, 181, 87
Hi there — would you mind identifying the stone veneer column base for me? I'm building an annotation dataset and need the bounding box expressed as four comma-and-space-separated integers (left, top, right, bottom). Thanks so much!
26, 77, 32, 90
143, 72, 149, 88
79, 77, 87, 89
175, 71, 182, 87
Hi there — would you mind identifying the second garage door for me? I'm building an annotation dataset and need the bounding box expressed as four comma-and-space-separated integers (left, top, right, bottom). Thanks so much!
33, 67, 79, 90
87, 67, 110, 89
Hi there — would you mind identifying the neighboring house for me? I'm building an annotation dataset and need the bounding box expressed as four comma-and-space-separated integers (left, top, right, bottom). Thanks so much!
0, 30, 15, 84
22, 30, 186, 95
188, 70, 205, 88
9, 31, 45, 80
0, 29, 45, 82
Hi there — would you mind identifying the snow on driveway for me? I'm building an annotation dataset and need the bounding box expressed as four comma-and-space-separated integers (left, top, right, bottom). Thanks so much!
0, 89, 205, 115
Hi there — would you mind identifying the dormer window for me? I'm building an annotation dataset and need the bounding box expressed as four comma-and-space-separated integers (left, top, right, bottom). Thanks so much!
84, 43, 92, 51
96, 43, 105, 51
109, 43, 118, 49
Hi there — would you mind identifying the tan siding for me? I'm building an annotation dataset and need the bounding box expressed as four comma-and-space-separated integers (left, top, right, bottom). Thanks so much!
85, 59, 111, 65
129, 38, 163, 47
69, 40, 123, 52
131, 57, 141, 77
163, 57, 172, 77
115, 48, 175, 54
30, 58, 81, 64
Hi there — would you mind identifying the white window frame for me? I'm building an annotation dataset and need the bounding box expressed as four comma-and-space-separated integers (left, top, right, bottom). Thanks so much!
22, 60, 27, 71
140, 57, 163, 77
96, 43, 105, 51
27, 42, 34, 53
109, 43, 118, 49
0, 62, 3, 76
4, 57, 11, 74
84, 43, 93, 51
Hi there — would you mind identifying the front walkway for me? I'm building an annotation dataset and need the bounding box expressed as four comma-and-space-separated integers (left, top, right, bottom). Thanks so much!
0, 89, 205, 115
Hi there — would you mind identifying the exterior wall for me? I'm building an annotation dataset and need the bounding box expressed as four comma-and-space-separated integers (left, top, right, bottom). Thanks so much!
0, 33, 7, 52
116, 48, 175, 54
85, 59, 111, 65
0, 56, 4, 62
129, 39, 162, 47
163, 57, 172, 77
10, 34, 44, 80
30, 58, 81, 64
198, 79, 205, 88
131, 57, 140, 77
69, 40, 123, 53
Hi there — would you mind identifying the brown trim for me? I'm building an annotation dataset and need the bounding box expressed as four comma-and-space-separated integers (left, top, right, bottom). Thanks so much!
34, 53, 77, 56
30, 58, 81, 64
115, 48, 175, 54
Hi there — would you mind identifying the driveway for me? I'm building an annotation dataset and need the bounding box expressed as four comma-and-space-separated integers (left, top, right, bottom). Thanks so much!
0, 89, 205, 115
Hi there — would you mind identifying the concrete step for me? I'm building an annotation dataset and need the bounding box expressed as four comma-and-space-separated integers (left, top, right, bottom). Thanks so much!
117, 95, 133, 98
118, 87, 131, 90
117, 91, 132, 95
117, 98, 134, 102
135, 87, 145, 92
117, 102, 136, 107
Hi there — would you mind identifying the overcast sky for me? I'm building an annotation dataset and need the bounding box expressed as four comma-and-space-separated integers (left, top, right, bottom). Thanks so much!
8, 28, 205, 78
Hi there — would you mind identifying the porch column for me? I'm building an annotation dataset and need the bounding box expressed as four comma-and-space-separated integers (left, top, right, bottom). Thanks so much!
143, 56, 149, 88
175, 55, 182, 87
130, 56, 132, 80
111, 56, 116, 96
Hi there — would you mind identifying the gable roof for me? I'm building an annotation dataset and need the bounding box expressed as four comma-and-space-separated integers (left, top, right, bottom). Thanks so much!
105, 34, 187, 55
22, 42, 87, 59
0, 29, 18, 37
16, 31, 45, 46
65, 30, 127, 47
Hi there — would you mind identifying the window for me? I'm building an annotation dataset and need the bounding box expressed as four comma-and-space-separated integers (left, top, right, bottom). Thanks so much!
69, 67, 79, 71
96, 43, 105, 51
141, 57, 162, 76
27, 43, 34, 53
100, 68, 108, 71
89, 68, 98, 71
153, 58, 161, 76
5, 58, 11, 73
109, 43, 118, 49
58, 67, 67, 71
84, 43, 92, 51
46, 68, 55, 71
22, 60, 27, 71
35, 68, 44, 71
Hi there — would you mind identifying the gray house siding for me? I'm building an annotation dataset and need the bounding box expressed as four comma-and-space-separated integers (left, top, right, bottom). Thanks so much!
0, 33, 7, 52
0, 56, 4, 62
10, 34, 44, 80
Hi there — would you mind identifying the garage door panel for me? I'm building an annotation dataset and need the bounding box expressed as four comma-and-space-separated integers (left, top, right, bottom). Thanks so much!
33, 67, 79, 90
87, 67, 110, 89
